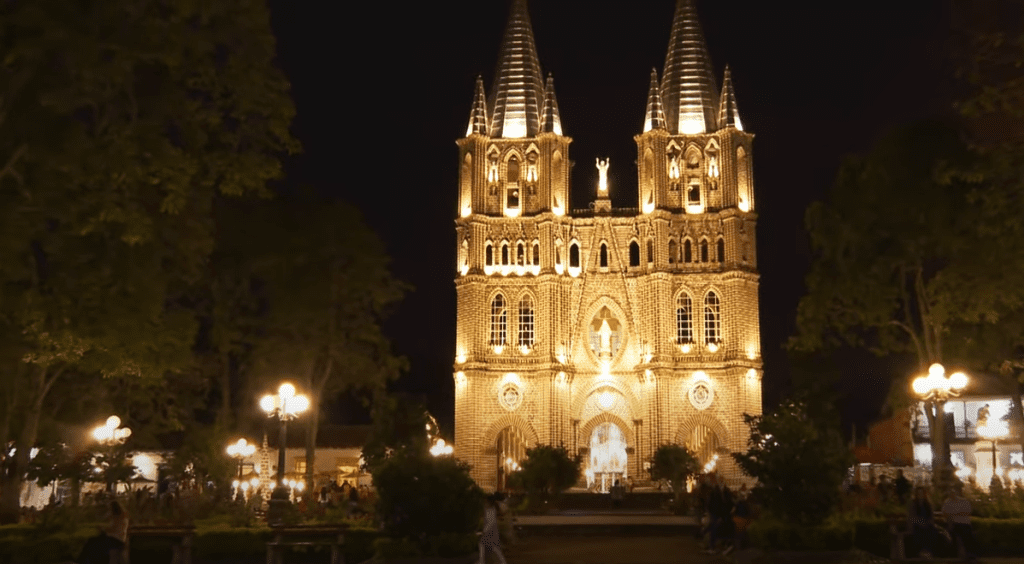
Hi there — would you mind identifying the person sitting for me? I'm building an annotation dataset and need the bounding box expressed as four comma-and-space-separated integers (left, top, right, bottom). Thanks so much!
908, 486, 935, 559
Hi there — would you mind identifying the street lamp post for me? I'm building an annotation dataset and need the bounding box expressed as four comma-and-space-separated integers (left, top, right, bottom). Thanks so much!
977, 421, 1009, 490
260, 383, 309, 524
912, 363, 968, 489
227, 438, 256, 502
91, 416, 132, 492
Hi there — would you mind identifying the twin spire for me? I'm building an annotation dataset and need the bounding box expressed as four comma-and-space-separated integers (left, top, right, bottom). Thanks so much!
468, 0, 741, 139
647, 0, 742, 134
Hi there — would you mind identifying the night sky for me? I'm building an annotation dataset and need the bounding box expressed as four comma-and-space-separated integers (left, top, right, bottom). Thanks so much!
267, 0, 953, 436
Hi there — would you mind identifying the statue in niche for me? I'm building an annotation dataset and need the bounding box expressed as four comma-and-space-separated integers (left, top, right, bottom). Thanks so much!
526, 152, 538, 183
668, 155, 680, 180
589, 306, 621, 359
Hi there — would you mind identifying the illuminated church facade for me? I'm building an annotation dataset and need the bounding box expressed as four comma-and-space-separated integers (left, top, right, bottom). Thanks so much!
453, 0, 762, 490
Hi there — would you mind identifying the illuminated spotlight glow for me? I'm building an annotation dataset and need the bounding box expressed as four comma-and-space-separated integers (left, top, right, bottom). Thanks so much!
598, 391, 614, 410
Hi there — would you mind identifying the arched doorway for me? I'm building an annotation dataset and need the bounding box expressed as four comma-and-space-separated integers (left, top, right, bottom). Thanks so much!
689, 424, 721, 470
495, 426, 527, 491
586, 422, 627, 492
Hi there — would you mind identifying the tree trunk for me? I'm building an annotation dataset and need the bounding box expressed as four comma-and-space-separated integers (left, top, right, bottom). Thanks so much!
305, 396, 319, 495
218, 349, 232, 427
0, 395, 42, 524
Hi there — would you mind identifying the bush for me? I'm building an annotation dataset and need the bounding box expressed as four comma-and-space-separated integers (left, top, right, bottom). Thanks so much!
510, 444, 581, 502
372, 450, 483, 551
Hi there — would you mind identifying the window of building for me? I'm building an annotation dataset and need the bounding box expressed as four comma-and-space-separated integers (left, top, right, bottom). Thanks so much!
668, 240, 678, 264
294, 459, 307, 474
646, 239, 654, 264
532, 242, 540, 266
684, 239, 693, 263
716, 237, 725, 263
629, 242, 640, 267
688, 183, 701, 204
501, 244, 509, 265
676, 294, 693, 343
517, 243, 525, 266
485, 243, 494, 266
569, 243, 580, 268
704, 292, 721, 344
518, 296, 534, 347
600, 244, 608, 267
700, 240, 709, 263
507, 156, 519, 183
490, 294, 507, 345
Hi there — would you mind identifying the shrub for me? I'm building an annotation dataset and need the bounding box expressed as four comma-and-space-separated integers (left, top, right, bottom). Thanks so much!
372, 450, 483, 548
510, 444, 581, 502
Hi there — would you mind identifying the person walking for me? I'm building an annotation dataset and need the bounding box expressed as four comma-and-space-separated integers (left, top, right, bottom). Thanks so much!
908, 486, 935, 558
942, 485, 976, 561
478, 492, 508, 564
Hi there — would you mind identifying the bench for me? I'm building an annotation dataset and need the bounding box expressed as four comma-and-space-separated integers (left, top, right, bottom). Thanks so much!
125, 525, 195, 564
266, 524, 348, 564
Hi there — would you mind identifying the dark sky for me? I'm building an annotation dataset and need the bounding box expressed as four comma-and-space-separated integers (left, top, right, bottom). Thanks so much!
267, 0, 953, 436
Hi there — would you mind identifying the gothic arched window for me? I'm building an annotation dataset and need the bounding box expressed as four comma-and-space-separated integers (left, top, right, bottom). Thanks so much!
485, 243, 494, 266
676, 293, 693, 344
532, 242, 540, 266
684, 239, 693, 263
518, 296, 534, 348
646, 239, 654, 264
569, 243, 580, 268
704, 291, 721, 344
501, 244, 510, 265
490, 294, 507, 346
700, 240, 709, 263
668, 240, 678, 264
716, 237, 725, 263
600, 244, 609, 268
629, 242, 640, 267
507, 156, 519, 183
517, 243, 525, 266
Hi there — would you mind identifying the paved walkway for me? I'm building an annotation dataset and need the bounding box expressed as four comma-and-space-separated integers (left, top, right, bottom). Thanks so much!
504, 535, 723, 564
515, 513, 695, 526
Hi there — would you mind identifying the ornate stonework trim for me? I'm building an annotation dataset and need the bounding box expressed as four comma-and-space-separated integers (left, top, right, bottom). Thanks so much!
673, 412, 729, 448
481, 413, 540, 452
578, 296, 630, 370
570, 379, 643, 421
579, 412, 636, 449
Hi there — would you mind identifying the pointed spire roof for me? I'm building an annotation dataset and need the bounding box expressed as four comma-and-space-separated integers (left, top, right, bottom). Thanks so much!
489, 0, 545, 138
717, 66, 742, 130
540, 74, 563, 135
661, 0, 719, 134
643, 68, 667, 132
466, 77, 489, 136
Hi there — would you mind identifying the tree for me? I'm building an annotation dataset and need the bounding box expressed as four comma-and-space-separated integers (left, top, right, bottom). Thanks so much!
512, 444, 581, 501
732, 398, 853, 523
248, 197, 406, 492
0, 0, 297, 522
647, 444, 700, 507
361, 392, 432, 473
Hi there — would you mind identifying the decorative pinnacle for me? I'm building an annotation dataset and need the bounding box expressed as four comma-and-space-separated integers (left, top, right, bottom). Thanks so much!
643, 68, 667, 132
717, 66, 742, 131
661, 0, 719, 134
467, 76, 489, 136
540, 74, 563, 135
489, 0, 545, 138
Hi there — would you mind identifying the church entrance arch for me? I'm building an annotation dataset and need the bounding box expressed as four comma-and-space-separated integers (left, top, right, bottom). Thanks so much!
586, 422, 627, 492
495, 426, 527, 491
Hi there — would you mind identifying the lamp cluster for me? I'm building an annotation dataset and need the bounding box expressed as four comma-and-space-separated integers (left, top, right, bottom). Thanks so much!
260, 383, 310, 420
92, 416, 131, 445
911, 363, 968, 399
226, 438, 256, 459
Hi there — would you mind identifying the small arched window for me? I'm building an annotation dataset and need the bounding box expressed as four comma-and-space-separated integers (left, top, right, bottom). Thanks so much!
490, 294, 507, 345
716, 238, 725, 263
485, 243, 494, 266
507, 156, 519, 183
569, 243, 580, 268
676, 293, 693, 344
704, 291, 721, 344
556, 243, 563, 267
668, 240, 678, 264
629, 242, 640, 267
517, 243, 525, 266
518, 296, 534, 347
532, 242, 540, 266
646, 239, 654, 264
700, 240, 709, 263
501, 244, 510, 265
684, 239, 693, 263
600, 244, 609, 267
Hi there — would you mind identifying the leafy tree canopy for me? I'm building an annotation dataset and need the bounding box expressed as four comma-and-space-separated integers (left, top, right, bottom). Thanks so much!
513, 444, 581, 499
732, 396, 853, 524
647, 443, 700, 494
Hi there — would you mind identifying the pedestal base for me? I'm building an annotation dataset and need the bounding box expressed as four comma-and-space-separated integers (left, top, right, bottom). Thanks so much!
266, 488, 291, 525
